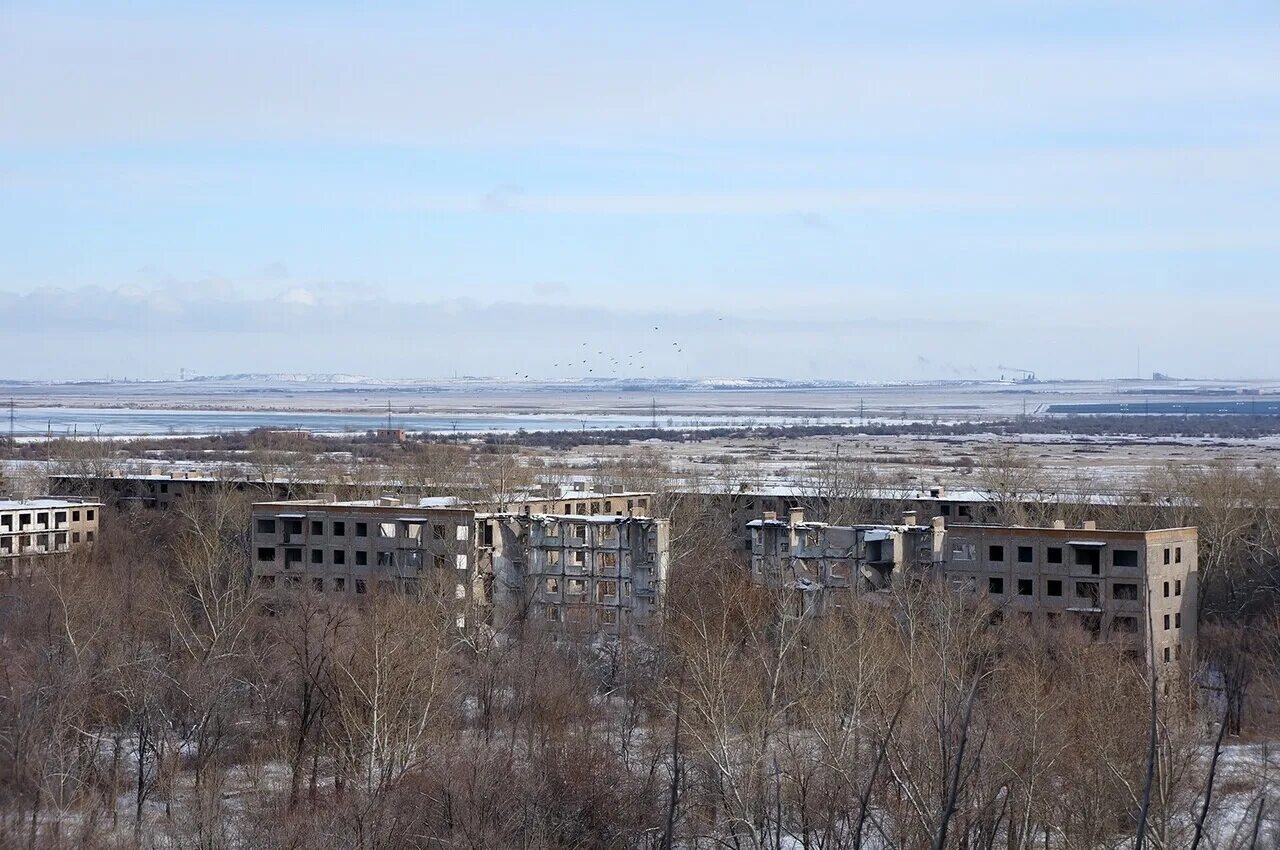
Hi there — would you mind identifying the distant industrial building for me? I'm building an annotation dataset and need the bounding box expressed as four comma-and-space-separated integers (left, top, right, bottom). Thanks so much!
0, 497, 101, 576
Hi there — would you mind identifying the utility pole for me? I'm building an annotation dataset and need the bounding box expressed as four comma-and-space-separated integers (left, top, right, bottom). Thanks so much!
651, 397, 657, 429
8, 399, 13, 446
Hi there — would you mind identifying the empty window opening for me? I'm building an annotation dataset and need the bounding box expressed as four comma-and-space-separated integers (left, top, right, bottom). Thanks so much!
988, 545, 1005, 562
1112, 582, 1139, 601
1075, 581, 1100, 605
1113, 549, 1139, 568
1017, 546, 1033, 564
1017, 579, 1033, 596
1047, 547, 1063, 564
1074, 548, 1101, 574
988, 576, 1004, 595
1046, 579, 1063, 597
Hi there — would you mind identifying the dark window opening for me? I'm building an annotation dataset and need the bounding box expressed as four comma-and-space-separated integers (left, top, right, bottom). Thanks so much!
988, 545, 1004, 562
1113, 549, 1139, 568
1074, 548, 1101, 574
1112, 582, 1139, 601
1017, 546, 1033, 564
1113, 615, 1139, 634
1047, 547, 1063, 564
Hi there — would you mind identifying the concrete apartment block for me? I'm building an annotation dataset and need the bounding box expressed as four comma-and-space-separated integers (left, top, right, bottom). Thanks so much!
0, 497, 101, 576
478, 513, 669, 634
748, 508, 943, 616
251, 495, 669, 637
942, 522, 1198, 666
250, 496, 476, 600
748, 508, 1198, 668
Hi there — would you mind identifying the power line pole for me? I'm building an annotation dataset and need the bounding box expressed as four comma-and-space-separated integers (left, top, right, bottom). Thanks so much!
8, 399, 13, 446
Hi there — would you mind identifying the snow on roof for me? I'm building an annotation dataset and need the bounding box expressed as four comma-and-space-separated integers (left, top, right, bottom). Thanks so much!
0, 497, 101, 511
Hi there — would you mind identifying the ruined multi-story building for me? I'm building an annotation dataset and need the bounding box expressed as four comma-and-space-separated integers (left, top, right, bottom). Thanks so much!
504, 486, 655, 518
748, 508, 1198, 668
250, 495, 669, 637
685, 483, 1180, 553
748, 508, 943, 615
478, 513, 668, 633
0, 497, 102, 576
251, 495, 476, 599
941, 521, 1197, 665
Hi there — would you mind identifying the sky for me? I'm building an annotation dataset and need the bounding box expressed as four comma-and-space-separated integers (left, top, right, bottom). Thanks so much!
2, 1, 1279, 382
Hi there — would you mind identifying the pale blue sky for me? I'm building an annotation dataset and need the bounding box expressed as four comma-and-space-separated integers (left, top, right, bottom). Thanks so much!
2, 1, 1278, 380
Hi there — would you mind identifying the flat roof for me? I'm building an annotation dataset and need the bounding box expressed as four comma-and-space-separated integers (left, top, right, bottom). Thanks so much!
478, 512, 662, 524
0, 497, 102, 511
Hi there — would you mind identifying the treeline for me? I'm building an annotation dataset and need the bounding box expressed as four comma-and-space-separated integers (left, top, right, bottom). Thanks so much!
0, 490, 1277, 849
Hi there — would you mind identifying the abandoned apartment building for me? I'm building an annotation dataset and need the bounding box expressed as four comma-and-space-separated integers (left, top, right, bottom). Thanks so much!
51, 468, 658, 519
250, 494, 669, 636
0, 497, 102, 576
712, 483, 1180, 552
750, 508, 1198, 666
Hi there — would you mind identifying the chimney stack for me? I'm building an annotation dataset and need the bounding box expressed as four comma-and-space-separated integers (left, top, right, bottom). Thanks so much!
789, 508, 805, 526
1082, 520, 1097, 531
1053, 519, 1066, 529
903, 510, 918, 526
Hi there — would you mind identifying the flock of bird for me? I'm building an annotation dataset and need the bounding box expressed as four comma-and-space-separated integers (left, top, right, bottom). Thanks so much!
514, 322, 704, 379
